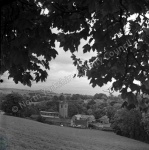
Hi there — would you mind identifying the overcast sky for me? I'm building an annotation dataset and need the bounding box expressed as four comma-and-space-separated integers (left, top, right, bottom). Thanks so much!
1, 39, 119, 96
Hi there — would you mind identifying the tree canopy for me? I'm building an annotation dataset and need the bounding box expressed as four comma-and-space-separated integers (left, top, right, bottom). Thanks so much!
1, 0, 149, 98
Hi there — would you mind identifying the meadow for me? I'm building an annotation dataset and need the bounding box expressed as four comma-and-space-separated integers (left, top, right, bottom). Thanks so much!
0, 114, 149, 150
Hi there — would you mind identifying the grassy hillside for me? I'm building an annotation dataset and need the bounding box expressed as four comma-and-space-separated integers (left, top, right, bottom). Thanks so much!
0, 114, 149, 150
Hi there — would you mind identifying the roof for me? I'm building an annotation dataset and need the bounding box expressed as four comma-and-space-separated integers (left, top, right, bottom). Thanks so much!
73, 114, 95, 121
40, 111, 59, 114
100, 115, 109, 121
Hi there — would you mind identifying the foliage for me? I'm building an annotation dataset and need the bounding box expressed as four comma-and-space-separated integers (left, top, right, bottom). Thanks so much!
111, 108, 149, 143
52, 95, 59, 101
106, 106, 117, 122
141, 113, 149, 136
59, 95, 65, 101
36, 101, 47, 110
1, 93, 25, 116
66, 95, 71, 100
71, 94, 82, 100
1, 0, 58, 86
68, 103, 79, 117
87, 99, 96, 109
0, 93, 6, 110
22, 105, 40, 117
138, 97, 149, 113
93, 108, 106, 119
46, 100, 59, 112
36, 115, 46, 123
87, 108, 93, 115
68, 101, 87, 117
98, 102, 108, 109
35, 100, 59, 112
1, 0, 149, 98
93, 93, 107, 100
1, 93, 40, 117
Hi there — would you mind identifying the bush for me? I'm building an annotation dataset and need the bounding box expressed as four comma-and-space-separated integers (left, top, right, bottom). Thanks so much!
111, 108, 149, 143
36, 115, 45, 123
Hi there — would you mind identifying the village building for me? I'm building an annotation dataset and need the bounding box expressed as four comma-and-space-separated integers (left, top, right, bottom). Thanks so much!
59, 101, 68, 118
40, 111, 59, 118
71, 114, 95, 128
40, 101, 68, 119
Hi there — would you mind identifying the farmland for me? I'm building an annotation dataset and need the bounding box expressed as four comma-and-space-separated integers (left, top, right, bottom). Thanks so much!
0, 114, 149, 150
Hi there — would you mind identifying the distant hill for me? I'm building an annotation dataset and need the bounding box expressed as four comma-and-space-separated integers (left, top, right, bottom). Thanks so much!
0, 88, 41, 95
0, 88, 64, 101
0, 87, 57, 97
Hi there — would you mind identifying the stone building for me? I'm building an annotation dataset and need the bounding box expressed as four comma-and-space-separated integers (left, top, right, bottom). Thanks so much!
59, 101, 68, 118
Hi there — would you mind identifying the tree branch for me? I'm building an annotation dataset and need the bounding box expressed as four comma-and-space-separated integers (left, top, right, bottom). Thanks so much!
0, 0, 17, 8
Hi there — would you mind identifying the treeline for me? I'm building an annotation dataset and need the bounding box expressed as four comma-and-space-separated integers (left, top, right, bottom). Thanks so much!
0, 92, 122, 122
0, 92, 148, 143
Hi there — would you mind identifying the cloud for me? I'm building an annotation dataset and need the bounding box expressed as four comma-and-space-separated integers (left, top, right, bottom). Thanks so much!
1, 40, 119, 96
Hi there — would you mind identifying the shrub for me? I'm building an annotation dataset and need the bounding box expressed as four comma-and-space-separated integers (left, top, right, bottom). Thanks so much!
36, 115, 45, 123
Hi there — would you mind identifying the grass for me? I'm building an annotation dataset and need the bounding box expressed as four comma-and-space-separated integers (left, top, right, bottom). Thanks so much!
0, 114, 149, 150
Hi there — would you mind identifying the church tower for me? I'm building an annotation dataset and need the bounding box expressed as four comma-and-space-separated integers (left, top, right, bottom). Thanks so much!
59, 101, 68, 118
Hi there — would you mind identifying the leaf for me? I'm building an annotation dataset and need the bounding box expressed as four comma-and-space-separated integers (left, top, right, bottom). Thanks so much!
127, 92, 137, 105
88, 0, 95, 13
142, 80, 149, 90
83, 44, 91, 53
130, 83, 140, 92
89, 38, 93, 43
1, 0, 149, 95
121, 89, 128, 99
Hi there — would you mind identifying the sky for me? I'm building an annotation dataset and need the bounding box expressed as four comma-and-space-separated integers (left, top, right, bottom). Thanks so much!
0, 39, 119, 96
1, 12, 149, 96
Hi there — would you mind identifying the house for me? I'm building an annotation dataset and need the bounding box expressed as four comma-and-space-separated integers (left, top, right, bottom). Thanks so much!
71, 114, 95, 128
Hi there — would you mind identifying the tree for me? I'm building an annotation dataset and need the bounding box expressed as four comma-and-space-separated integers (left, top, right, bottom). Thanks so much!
87, 99, 96, 109
1, 93, 25, 116
106, 106, 117, 122
59, 94, 65, 101
87, 108, 93, 115
68, 103, 79, 117
66, 95, 71, 100
94, 108, 106, 119
46, 100, 59, 111
0, 93, 6, 109
93, 93, 108, 99
1, 0, 149, 98
71, 94, 81, 100
1, 0, 58, 86
111, 108, 149, 142
52, 95, 59, 101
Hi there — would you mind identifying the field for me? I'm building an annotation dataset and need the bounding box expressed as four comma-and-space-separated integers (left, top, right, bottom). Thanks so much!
0, 114, 149, 150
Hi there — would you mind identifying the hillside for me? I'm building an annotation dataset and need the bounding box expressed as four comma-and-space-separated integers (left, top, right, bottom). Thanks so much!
0, 114, 149, 150
0, 88, 41, 95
